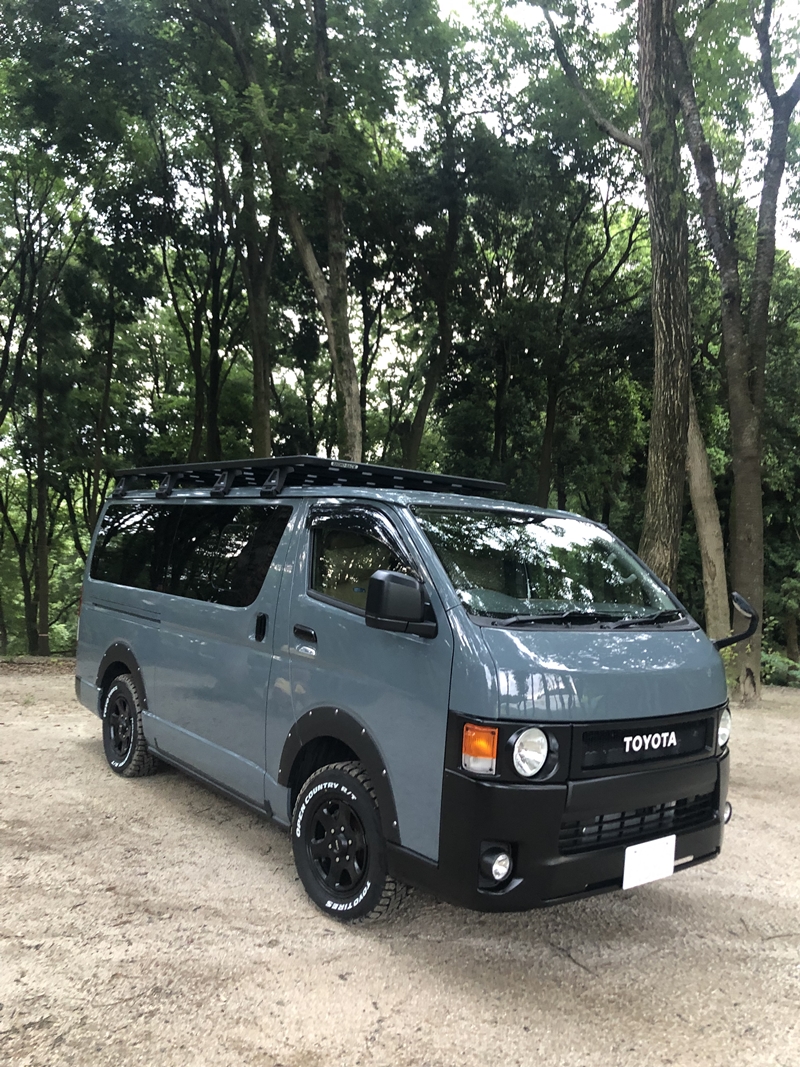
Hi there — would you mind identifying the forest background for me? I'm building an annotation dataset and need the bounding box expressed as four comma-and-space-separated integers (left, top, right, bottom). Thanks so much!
0, 0, 798, 694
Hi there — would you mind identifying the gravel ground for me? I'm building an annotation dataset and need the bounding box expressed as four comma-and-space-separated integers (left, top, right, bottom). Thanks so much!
1, 666, 799, 1067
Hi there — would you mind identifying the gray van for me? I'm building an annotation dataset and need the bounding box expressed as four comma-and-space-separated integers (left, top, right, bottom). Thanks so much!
75, 456, 754, 922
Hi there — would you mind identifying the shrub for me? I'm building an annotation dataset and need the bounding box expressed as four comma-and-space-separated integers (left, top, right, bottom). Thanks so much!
761, 649, 800, 688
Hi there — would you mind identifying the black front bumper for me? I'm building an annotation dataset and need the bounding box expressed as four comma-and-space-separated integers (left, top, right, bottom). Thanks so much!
388, 750, 729, 911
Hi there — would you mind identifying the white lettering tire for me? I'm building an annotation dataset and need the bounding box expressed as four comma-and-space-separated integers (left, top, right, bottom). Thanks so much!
291, 761, 409, 923
102, 674, 159, 778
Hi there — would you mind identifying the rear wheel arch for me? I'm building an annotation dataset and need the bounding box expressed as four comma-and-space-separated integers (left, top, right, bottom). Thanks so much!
279, 708, 400, 844
96, 643, 148, 713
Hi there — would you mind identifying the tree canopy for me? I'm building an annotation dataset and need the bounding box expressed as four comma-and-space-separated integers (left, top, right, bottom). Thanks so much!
0, 0, 798, 691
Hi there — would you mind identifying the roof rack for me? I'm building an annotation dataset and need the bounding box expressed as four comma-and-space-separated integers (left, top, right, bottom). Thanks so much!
112, 455, 505, 499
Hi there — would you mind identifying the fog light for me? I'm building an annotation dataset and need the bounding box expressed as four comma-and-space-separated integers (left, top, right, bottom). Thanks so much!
718, 707, 732, 748
480, 848, 512, 883
724, 802, 732, 824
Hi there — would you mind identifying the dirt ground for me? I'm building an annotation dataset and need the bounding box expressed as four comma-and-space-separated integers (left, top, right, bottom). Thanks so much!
1, 664, 799, 1067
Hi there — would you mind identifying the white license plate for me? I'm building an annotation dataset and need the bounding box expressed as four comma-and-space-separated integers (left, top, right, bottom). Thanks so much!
622, 834, 676, 890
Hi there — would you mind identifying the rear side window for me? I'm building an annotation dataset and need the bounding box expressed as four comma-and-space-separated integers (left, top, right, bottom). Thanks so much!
90, 504, 180, 592
169, 504, 292, 606
90, 502, 292, 606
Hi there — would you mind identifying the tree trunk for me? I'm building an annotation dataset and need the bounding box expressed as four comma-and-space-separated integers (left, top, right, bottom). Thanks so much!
0, 592, 7, 657
205, 1, 362, 460
35, 342, 49, 657
635, 0, 691, 590
672, 17, 800, 695
491, 341, 509, 469
188, 330, 205, 463
239, 141, 278, 459
785, 615, 799, 663
403, 301, 451, 468
537, 378, 559, 508
206, 287, 223, 462
324, 181, 363, 461
0, 473, 37, 654
23, 560, 37, 656
404, 62, 461, 469
541, 8, 689, 583
727, 422, 762, 695
89, 287, 116, 530
556, 458, 567, 511
686, 387, 729, 640
304, 0, 361, 461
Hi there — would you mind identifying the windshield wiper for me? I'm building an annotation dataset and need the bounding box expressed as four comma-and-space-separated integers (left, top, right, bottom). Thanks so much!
494, 609, 623, 627
610, 609, 684, 628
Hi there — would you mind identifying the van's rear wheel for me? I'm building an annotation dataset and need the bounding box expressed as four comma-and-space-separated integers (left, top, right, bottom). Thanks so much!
102, 674, 159, 777
291, 761, 408, 923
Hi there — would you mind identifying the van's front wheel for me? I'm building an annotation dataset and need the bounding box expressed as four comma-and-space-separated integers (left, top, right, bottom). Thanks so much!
291, 761, 408, 922
102, 674, 159, 777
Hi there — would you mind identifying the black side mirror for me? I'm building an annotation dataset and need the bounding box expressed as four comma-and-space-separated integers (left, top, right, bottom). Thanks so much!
365, 570, 437, 638
712, 592, 759, 651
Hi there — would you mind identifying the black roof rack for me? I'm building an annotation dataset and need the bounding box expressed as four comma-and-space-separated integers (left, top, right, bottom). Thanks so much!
112, 455, 505, 499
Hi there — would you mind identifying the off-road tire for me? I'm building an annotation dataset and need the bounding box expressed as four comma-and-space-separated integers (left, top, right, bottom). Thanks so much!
291, 760, 410, 923
102, 674, 159, 777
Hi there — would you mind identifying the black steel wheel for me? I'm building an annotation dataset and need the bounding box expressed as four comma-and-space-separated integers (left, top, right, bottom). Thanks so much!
291, 761, 409, 923
102, 674, 159, 777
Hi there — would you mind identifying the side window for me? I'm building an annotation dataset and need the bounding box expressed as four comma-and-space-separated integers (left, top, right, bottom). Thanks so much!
311, 523, 410, 611
168, 504, 292, 607
90, 504, 180, 591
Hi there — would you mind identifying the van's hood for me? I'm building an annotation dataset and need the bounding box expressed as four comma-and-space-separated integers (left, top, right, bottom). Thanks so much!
480, 625, 727, 722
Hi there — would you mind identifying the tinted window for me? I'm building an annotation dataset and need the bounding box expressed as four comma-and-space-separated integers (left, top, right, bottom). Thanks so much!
90, 501, 292, 606
311, 526, 409, 610
90, 504, 181, 591
168, 504, 292, 606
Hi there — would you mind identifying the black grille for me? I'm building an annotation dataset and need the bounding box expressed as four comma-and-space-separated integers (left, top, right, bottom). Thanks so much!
559, 791, 717, 854
580, 717, 713, 771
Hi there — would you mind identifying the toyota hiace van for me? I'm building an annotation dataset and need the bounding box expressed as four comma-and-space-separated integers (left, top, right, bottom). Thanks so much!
75, 456, 754, 921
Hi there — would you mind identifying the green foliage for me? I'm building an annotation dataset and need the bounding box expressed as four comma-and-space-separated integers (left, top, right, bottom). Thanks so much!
761, 650, 800, 689
0, 0, 798, 666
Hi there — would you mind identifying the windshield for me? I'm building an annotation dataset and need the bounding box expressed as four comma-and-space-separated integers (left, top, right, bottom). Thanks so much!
414, 507, 677, 623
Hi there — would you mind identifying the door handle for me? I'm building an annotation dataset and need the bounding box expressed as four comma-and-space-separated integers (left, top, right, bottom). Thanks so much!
255, 613, 268, 642
293, 624, 317, 643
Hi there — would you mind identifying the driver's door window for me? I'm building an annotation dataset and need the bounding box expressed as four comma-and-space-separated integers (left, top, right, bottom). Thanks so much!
311, 526, 409, 611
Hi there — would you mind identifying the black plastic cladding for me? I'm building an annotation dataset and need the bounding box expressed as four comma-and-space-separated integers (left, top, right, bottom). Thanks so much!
278, 707, 401, 844
386, 717, 729, 911
94, 642, 149, 713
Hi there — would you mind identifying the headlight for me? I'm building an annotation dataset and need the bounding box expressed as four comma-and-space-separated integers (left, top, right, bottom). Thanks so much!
718, 707, 732, 748
513, 727, 549, 777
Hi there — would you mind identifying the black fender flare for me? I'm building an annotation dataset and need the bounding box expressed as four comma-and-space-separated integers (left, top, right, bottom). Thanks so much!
278, 707, 400, 844
95, 642, 149, 714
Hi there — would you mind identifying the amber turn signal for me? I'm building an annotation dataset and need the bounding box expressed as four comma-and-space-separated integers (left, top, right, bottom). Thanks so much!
462, 723, 498, 775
